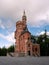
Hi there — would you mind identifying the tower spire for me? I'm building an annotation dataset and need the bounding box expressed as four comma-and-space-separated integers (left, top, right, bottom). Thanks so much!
22, 10, 27, 21
23, 10, 25, 16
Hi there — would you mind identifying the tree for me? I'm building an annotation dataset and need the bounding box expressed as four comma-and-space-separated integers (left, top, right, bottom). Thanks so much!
1, 47, 7, 56
37, 30, 49, 56
7, 45, 14, 52
37, 35, 45, 56
0, 48, 1, 56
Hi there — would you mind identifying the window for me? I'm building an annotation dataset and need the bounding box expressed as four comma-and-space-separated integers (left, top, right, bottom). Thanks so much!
28, 51, 30, 55
32, 47, 34, 52
23, 35, 24, 38
28, 44, 30, 47
28, 37, 30, 40
35, 48, 37, 52
32, 46, 34, 52
22, 47, 23, 50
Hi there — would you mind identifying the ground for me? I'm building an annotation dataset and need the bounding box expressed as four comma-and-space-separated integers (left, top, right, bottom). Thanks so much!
0, 56, 49, 65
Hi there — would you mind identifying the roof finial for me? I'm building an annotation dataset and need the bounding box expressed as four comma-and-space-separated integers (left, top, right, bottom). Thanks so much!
23, 10, 25, 16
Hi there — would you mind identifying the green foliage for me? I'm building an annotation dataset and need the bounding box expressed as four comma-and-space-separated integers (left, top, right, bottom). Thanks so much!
36, 34, 49, 56
7, 45, 14, 52
31, 30, 49, 56
0, 45, 15, 56
0, 47, 7, 56
0, 48, 2, 56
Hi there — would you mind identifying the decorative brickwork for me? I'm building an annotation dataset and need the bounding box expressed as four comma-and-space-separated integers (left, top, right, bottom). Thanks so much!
14, 11, 40, 56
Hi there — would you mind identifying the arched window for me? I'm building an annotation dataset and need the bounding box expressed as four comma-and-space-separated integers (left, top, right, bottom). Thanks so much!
32, 47, 34, 52
35, 48, 37, 52
32, 48, 34, 52
28, 44, 30, 47
28, 37, 29, 40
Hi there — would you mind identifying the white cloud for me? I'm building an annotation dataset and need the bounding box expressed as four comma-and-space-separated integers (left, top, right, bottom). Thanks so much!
36, 31, 45, 35
6, 32, 15, 43
0, 19, 5, 29
36, 31, 49, 35
0, 32, 15, 48
0, 0, 49, 27
0, 32, 15, 43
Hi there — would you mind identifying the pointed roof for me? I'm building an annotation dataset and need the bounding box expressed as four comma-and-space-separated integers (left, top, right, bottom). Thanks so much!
22, 10, 27, 21
23, 10, 25, 16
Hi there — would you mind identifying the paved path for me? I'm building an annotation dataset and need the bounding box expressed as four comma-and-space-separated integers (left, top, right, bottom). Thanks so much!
0, 56, 49, 65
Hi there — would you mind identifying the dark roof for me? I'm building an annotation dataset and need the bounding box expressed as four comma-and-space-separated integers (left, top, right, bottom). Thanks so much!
21, 26, 31, 35
21, 30, 31, 35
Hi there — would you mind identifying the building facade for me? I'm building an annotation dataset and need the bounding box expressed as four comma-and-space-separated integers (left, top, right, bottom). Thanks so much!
14, 11, 40, 56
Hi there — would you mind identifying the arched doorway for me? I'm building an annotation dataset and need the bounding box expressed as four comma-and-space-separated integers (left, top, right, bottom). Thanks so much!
28, 51, 30, 56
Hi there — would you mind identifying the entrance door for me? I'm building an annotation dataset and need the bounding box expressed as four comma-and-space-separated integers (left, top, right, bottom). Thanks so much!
28, 51, 30, 56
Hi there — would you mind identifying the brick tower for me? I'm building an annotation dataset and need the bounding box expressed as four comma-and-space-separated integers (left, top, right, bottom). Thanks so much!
15, 11, 40, 56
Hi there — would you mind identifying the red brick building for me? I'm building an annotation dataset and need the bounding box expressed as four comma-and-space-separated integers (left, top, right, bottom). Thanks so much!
15, 11, 40, 56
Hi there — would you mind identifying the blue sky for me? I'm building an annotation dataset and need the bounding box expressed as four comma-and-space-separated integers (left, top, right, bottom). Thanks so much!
0, 0, 49, 48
